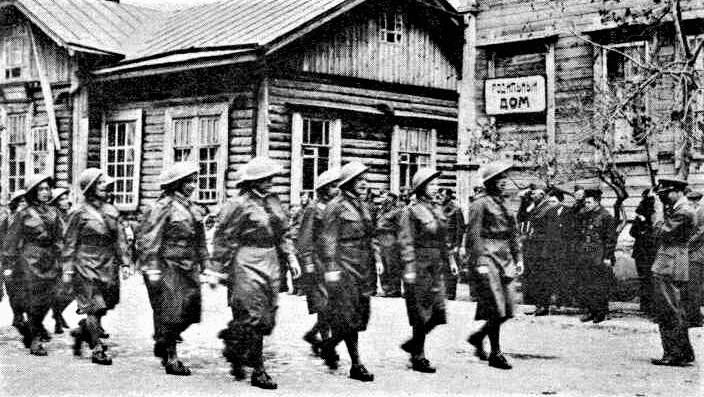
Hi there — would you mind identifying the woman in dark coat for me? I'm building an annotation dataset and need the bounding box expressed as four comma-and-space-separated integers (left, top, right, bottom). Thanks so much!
1, 190, 29, 346
297, 168, 340, 354
3, 175, 63, 356
318, 161, 378, 382
137, 162, 208, 375
398, 168, 457, 373
50, 187, 73, 334
462, 160, 522, 370
62, 168, 131, 365
211, 157, 301, 390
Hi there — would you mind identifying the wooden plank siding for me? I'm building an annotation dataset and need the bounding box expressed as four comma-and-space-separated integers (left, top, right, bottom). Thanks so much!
471, 0, 704, 217
274, 0, 461, 91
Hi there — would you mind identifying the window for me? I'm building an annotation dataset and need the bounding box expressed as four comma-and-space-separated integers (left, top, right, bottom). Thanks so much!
164, 104, 228, 204
102, 109, 143, 211
2, 25, 28, 81
600, 41, 649, 150
290, 113, 341, 205
379, 12, 403, 44
0, 111, 55, 200
391, 126, 437, 193
688, 35, 704, 147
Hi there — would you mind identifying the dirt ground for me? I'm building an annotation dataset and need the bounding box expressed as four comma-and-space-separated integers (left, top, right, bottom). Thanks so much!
0, 277, 701, 397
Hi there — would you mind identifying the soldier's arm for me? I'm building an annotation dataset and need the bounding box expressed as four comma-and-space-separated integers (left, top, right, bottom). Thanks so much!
60, 210, 82, 276
296, 203, 317, 273
655, 209, 691, 243
210, 199, 244, 275
464, 200, 484, 266
116, 216, 133, 270
136, 202, 170, 275
397, 206, 417, 283
319, 201, 341, 277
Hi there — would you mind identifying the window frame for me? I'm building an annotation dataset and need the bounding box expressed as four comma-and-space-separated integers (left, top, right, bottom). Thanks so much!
379, 12, 404, 45
163, 103, 229, 205
0, 108, 55, 201
687, 34, 704, 150
390, 125, 437, 194
101, 109, 143, 211
1, 24, 29, 82
290, 112, 342, 206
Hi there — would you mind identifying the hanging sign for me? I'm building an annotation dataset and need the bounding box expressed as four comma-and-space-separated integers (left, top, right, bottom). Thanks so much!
484, 75, 546, 115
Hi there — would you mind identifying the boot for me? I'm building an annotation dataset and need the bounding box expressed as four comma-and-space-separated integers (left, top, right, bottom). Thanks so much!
320, 342, 340, 369
154, 342, 168, 366
71, 320, 87, 357
164, 344, 191, 376
488, 352, 512, 370
29, 337, 48, 356
349, 364, 374, 382
91, 344, 113, 365
251, 370, 277, 389
467, 333, 488, 361
411, 357, 437, 373
40, 327, 51, 342
16, 322, 32, 348
303, 330, 322, 356
230, 362, 247, 380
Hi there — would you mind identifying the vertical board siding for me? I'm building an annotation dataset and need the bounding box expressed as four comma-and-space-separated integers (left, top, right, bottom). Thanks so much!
276, 2, 459, 91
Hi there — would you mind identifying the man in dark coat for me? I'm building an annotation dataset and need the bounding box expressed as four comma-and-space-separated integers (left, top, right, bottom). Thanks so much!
574, 188, 617, 324
686, 190, 704, 327
376, 191, 403, 297
630, 189, 658, 316
650, 178, 696, 366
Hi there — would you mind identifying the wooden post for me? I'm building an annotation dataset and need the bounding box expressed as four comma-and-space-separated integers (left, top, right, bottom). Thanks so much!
255, 73, 270, 157
546, 41, 556, 156
71, 78, 89, 197
28, 26, 60, 150
456, 11, 477, 213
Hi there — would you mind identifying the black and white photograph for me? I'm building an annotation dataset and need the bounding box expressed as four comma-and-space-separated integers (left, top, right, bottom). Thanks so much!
0, 0, 702, 395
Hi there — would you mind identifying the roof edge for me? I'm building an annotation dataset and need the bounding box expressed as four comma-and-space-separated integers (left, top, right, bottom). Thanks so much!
121, 44, 261, 65
1, 1, 66, 49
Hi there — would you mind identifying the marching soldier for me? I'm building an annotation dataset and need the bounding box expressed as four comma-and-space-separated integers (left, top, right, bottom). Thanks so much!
574, 188, 616, 324
0, 190, 29, 346
3, 175, 63, 356
462, 160, 523, 370
211, 157, 301, 390
50, 187, 73, 334
440, 188, 464, 300
376, 191, 403, 297
137, 162, 209, 375
650, 178, 696, 366
297, 168, 340, 354
318, 161, 379, 382
398, 168, 457, 373
62, 169, 132, 365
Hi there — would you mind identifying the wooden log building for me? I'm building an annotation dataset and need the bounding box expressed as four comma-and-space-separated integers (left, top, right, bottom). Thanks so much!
0, 0, 464, 215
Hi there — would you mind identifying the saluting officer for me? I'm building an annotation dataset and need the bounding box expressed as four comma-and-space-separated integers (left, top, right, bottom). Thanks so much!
211, 157, 301, 390
650, 178, 696, 366
398, 168, 457, 373
137, 162, 209, 375
318, 161, 378, 382
297, 167, 341, 354
62, 169, 132, 365
462, 160, 523, 370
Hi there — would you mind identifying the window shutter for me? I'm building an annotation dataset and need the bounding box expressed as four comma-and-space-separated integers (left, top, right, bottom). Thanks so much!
290, 112, 303, 206
330, 118, 342, 169
390, 124, 400, 194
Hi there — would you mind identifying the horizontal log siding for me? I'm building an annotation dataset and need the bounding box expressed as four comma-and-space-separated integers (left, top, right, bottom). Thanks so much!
268, 78, 458, 202
274, 1, 460, 91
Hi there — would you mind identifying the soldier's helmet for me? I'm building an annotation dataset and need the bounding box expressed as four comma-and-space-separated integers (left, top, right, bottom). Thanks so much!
25, 174, 53, 194
159, 162, 199, 188
49, 187, 70, 205
411, 168, 441, 195
338, 161, 368, 187
479, 160, 513, 185
79, 168, 114, 195
10, 189, 26, 205
235, 157, 283, 187
316, 167, 341, 191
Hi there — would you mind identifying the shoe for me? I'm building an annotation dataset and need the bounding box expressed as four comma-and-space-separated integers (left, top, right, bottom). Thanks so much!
303, 331, 322, 356
534, 307, 549, 316
165, 361, 191, 376
70, 328, 83, 357
579, 313, 595, 322
488, 353, 512, 370
592, 313, 607, 324
400, 339, 417, 355
651, 357, 690, 367
54, 322, 64, 334
684, 352, 696, 363
29, 338, 48, 356
349, 364, 374, 382
320, 344, 339, 369
40, 329, 51, 342
411, 358, 436, 373
251, 370, 277, 389
467, 333, 488, 361
91, 350, 113, 365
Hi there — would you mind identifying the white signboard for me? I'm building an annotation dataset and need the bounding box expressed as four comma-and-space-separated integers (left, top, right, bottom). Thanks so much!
484, 75, 546, 115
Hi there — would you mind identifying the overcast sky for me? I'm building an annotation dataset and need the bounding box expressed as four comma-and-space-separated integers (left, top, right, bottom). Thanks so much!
123, 0, 464, 11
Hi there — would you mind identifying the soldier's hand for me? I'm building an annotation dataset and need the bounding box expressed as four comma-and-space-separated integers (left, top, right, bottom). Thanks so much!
458, 246, 468, 263
403, 271, 417, 284
514, 261, 524, 277
288, 256, 302, 280
62, 273, 72, 284
375, 259, 384, 276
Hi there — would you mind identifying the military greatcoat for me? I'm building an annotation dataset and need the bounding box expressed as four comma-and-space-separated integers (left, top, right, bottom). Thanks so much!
319, 191, 377, 336
397, 197, 448, 328
296, 198, 330, 314
138, 192, 208, 328
3, 204, 63, 320
0, 207, 27, 323
61, 200, 130, 315
464, 193, 522, 321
